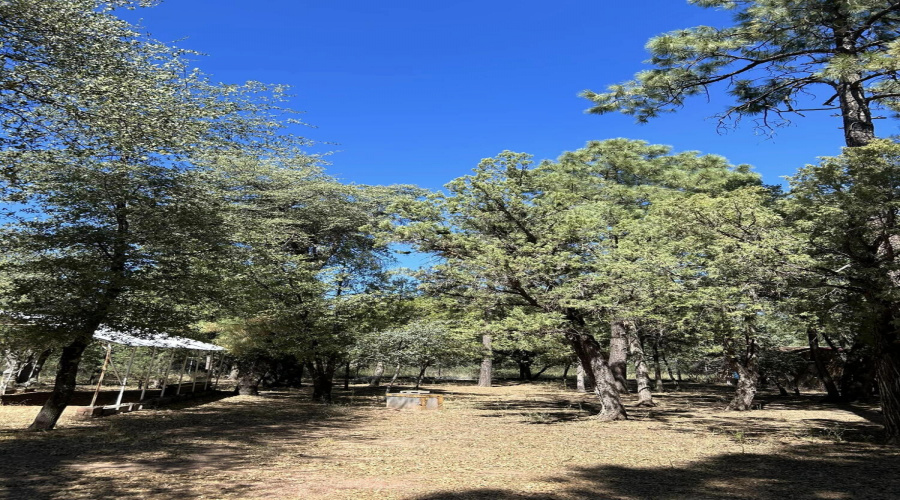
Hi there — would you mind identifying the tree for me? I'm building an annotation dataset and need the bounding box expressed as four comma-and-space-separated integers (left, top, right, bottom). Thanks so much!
212, 157, 414, 402
394, 139, 759, 420
785, 139, 900, 442
582, 0, 900, 147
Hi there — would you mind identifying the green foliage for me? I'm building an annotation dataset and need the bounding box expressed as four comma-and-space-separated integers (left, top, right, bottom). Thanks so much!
583, 0, 900, 141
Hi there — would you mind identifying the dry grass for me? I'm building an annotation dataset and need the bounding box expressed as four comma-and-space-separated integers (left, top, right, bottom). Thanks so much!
0, 382, 898, 499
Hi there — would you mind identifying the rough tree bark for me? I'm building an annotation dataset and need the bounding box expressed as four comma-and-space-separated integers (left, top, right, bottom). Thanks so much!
15, 348, 52, 386
235, 360, 267, 396
651, 338, 664, 393
27, 334, 93, 431
478, 334, 492, 388
627, 329, 655, 407
727, 338, 760, 411
609, 319, 629, 393
873, 306, 900, 444
568, 331, 627, 420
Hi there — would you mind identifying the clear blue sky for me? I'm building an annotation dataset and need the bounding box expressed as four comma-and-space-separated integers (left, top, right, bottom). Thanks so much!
122, 1, 896, 190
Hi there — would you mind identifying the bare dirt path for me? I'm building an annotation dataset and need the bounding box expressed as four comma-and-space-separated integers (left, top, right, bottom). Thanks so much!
1, 383, 897, 499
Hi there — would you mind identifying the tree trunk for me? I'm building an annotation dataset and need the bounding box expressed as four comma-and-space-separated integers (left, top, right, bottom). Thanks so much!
385, 362, 402, 394
343, 361, 351, 390
662, 352, 679, 390
628, 332, 655, 407
16, 349, 52, 385
807, 327, 841, 402
415, 363, 429, 389
609, 319, 629, 393
517, 360, 533, 381
369, 361, 385, 387
839, 342, 876, 402
873, 307, 900, 444
836, 75, 875, 147
568, 331, 627, 420
478, 334, 492, 387
651, 339, 664, 393
308, 356, 337, 402
727, 352, 760, 411
576, 363, 586, 393
561, 362, 570, 388
235, 360, 265, 396
27, 335, 91, 431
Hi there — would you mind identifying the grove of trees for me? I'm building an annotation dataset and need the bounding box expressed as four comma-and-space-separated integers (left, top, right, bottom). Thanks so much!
2, 0, 900, 446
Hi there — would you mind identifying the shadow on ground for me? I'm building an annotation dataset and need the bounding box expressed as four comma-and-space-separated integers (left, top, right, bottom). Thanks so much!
417, 442, 900, 500
0, 388, 368, 500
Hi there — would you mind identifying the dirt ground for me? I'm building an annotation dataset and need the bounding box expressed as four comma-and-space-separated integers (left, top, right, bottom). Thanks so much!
1, 382, 898, 500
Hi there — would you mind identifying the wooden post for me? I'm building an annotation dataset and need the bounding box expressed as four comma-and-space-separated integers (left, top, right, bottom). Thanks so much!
90, 344, 113, 407
139, 347, 157, 401
159, 349, 176, 397
115, 346, 137, 408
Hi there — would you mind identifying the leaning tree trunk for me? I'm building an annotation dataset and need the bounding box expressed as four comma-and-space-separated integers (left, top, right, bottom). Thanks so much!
415, 363, 429, 389
836, 71, 875, 147
609, 319, 629, 393
369, 361, 385, 387
478, 334, 492, 388
807, 327, 841, 402
27, 334, 92, 431
568, 331, 627, 420
627, 331, 655, 407
16, 349, 52, 385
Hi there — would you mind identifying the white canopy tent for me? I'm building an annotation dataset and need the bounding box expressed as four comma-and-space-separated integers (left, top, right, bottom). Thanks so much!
90, 328, 225, 409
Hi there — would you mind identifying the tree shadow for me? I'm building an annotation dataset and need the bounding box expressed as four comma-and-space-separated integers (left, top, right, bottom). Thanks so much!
417, 442, 900, 499
0, 388, 370, 499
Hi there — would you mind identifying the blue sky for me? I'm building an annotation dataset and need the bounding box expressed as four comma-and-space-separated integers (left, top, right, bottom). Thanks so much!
121, 1, 895, 190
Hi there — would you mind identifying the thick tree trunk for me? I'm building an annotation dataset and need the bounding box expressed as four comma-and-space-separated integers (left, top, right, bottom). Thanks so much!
808, 327, 842, 402
568, 332, 627, 420
369, 361, 385, 387
27, 335, 91, 431
628, 332, 655, 407
873, 308, 900, 444
727, 356, 760, 411
836, 77, 875, 147
478, 334, 492, 387
235, 360, 265, 396
609, 319, 629, 393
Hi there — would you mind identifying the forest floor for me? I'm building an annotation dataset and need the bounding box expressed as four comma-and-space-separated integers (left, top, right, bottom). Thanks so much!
0, 381, 897, 500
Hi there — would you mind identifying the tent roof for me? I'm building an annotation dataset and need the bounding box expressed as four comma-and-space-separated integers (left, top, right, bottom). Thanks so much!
93, 328, 224, 351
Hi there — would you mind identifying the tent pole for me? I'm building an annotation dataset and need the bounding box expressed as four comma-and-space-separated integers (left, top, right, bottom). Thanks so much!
89, 344, 113, 407
175, 352, 189, 395
213, 353, 225, 390
139, 346, 157, 401
159, 349, 176, 397
115, 346, 137, 408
